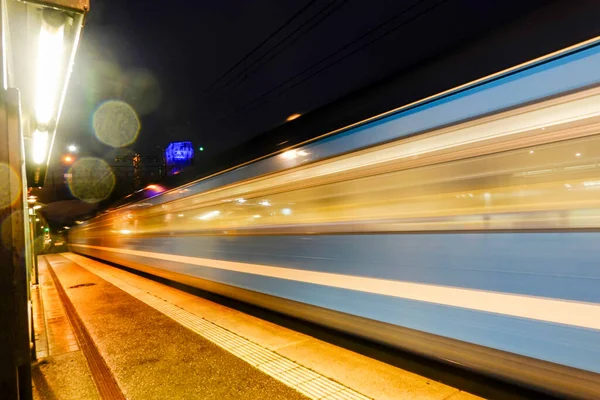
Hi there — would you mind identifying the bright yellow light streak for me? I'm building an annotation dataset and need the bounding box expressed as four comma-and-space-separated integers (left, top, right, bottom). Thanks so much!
197, 210, 220, 220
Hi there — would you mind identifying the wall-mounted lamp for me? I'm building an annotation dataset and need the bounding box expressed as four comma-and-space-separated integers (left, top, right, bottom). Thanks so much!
6, 0, 89, 185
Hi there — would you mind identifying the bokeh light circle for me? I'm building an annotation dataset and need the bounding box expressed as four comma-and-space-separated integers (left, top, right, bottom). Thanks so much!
1, 210, 24, 250
0, 163, 22, 209
67, 157, 116, 203
93, 100, 140, 147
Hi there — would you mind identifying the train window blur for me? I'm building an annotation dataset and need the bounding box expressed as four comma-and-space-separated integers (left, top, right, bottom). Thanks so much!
78, 139, 600, 236
75, 86, 600, 238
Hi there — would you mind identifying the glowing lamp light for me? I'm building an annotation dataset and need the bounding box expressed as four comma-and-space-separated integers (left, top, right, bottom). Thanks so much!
286, 113, 301, 122
35, 11, 66, 126
32, 130, 49, 164
63, 155, 73, 164
21, 3, 89, 187
33, 205, 42, 210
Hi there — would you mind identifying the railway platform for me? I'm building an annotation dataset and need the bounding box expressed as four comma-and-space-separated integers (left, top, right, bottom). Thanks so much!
31, 253, 482, 399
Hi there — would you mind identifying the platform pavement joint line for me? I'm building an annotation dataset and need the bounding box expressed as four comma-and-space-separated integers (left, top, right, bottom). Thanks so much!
60, 253, 371, 400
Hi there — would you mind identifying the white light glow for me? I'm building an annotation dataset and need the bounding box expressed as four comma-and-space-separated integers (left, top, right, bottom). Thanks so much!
198, 210, 220, 220
259, 200, 271, 207
33, 205, 42, 210
68, 144, 77, 152
35, 17, 65, 125
236, 198, 247, 204
583, 181, 600, 187
253, 215, 261, 218
32, 130, 49, 164
281, 208, 292, 215
564, 183, 572, 188
281, 150, 297, 160
576, 153, 582, 157
119, 229, 131, 234
281, 149, 309, 160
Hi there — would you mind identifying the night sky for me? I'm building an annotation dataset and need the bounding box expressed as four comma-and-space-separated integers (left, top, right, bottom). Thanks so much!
55, 0, 550, 160
39, 0, 600, 226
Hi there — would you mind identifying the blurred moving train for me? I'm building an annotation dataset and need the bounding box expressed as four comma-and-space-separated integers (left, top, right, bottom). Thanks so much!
70, 38, 600, 398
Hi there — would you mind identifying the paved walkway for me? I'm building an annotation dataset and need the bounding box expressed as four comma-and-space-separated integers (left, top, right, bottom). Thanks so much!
34, 254, 307, 399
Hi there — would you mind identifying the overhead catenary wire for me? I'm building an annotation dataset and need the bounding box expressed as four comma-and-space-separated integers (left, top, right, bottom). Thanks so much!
215, 0, 449, 123
204, 0, 319, 93
211, 0, 351, 96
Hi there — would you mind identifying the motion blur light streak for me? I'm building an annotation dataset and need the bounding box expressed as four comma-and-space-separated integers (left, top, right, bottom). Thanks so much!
197, 210, 220, 220
286, 113, 301, 122
68, 39, 600, 398
281, 150, 298, 159
68, 243, 600, 331
281, 149, 309, 159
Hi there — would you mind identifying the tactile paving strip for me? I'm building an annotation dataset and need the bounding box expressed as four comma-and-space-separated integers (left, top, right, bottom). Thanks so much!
63, 253, 372, 400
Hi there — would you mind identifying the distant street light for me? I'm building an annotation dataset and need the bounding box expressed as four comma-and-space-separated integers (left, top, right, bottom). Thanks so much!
63, 154, 74, 164
68, 144, 77, 152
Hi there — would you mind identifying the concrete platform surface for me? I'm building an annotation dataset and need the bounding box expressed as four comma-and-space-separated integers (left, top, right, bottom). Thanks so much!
56, 252, 482, 400
42, 253, 307, 399
32, 256, 100, 400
